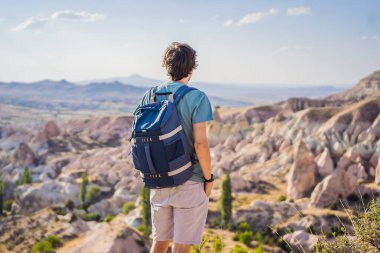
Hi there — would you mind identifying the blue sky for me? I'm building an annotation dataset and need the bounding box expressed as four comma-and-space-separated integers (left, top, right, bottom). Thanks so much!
0, 0, 379, 86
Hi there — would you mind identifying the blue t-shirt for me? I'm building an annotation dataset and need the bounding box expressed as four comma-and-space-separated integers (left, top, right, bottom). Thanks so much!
137, 81, 213, 182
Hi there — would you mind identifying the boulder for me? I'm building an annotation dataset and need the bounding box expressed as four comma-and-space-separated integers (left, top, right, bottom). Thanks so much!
12, 142, 36, 166
316, 148, 334, 178
14, 181, 80, 214
287, 141, 316, 199
309, 174, 342, 208
234, 201, 301, 230
57, 215, 150, 253
310, 164, 362, 208
283, 230, 320, 253
230, 171, 259, 192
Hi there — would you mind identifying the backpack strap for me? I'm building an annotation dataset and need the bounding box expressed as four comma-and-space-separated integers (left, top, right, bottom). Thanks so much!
173, 85, 197, 105
149, 86, 159, 103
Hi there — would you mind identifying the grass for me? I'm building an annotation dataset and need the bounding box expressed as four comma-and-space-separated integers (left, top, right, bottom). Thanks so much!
315, 198, 380, 252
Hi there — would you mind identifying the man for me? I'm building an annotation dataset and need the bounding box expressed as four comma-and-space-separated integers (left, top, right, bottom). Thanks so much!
138, 42, 214, 253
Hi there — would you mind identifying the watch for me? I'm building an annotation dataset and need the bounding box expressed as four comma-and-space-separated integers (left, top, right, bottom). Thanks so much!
204, 173, 214, 183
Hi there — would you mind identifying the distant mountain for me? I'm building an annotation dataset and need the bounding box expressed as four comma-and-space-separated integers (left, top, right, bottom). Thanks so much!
0, 79, 148, 112
77, 74, 163, 87
78, 74, 347, 104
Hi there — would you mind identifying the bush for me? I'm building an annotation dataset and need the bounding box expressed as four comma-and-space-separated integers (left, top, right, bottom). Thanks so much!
80, 212, 100, 222
86, 186, 101, 205
212, 236, 223, 253
237, 222, 251, 232
45, 235, 62, 248
140, 187, 151, 234
64, 199, 75, 210
277, 195, 286, 202
122, 201, 136, 215
220, 174, 233, 229
32, 240, 53, 253
315, 198, 380, 252
136, 225, 150, 237
22, 166, 33, 185
233, 245, 248, 253
253, 245, 264, 253
103, 215, 115, 222
80, 173, 88, 210
239, 231, 253, 246
0, 180, 3, 215
3, 200, 13, 212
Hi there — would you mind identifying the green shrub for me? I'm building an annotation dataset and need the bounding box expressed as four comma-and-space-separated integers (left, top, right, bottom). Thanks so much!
80, 212, 100, 222
233, 244, 248, 253
253, 245, 264, 253
277, 195, 286, 202
237, 222, 251, 232
64, 199, 75, 210
32, 240, 53, 253
22, 166, 33, 185
80, 173, 88, 211
213, 236, 223, 252
3, 200, 13, 212
86, 186, 101, 205
220, 173, 233, 229
0, 179, 3, 215
315, 198, 380, 252
140, 187, 151, 235
45, 235, 61, 248
239, 231, 253, 246
122, 201, 136, 215
103, 215, 115, 222
136, 225, 150, 237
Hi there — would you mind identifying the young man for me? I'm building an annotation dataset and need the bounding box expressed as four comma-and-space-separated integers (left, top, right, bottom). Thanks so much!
138, 42, 214, 253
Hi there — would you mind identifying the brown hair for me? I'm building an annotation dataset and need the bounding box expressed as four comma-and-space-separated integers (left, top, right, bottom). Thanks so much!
162, 42, 198, 81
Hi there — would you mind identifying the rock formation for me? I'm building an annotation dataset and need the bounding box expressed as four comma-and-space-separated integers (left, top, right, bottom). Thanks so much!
287, 141, 316, 199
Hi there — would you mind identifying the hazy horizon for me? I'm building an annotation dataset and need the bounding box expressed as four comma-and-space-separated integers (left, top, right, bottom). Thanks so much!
0, 73, 355, 88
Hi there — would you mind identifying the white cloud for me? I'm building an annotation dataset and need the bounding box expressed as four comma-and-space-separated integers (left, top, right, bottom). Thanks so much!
223, 19, 234, 27
51, 10, 105, 22
12, 10, 105, 32
224, 8, 278, 27
237, 8, 278, 26
287, 7, 312, 16
360, 35, 379, 41
11, 17, 49, 32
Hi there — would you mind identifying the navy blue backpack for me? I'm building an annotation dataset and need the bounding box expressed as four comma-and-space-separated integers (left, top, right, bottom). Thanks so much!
130, 85, 198, 189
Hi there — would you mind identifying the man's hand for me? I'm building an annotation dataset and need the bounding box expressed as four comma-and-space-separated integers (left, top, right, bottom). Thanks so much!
204, 181, 213, 197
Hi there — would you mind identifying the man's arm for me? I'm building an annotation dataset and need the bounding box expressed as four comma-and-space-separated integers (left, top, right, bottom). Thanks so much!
193, 122, 213, 196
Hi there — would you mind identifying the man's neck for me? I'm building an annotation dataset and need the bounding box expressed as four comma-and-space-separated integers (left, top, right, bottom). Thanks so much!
169, 79, 188, 85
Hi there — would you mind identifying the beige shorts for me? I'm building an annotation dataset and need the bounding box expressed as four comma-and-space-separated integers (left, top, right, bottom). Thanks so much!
150, 180, 209, 245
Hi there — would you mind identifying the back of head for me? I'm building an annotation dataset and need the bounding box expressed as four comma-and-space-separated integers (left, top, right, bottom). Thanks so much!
162, 42, 198, 81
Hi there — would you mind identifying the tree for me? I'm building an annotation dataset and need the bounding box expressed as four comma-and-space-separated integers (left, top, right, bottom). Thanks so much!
80, 173, 88, 211
220, 173, 233, 229
22, 166, 32, 185
140, 187, 151, 235
0, 179, 4, 215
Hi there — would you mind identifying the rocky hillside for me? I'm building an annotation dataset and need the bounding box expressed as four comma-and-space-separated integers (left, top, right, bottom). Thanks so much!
0, 70, 379, 252
326, 70, 380, 102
